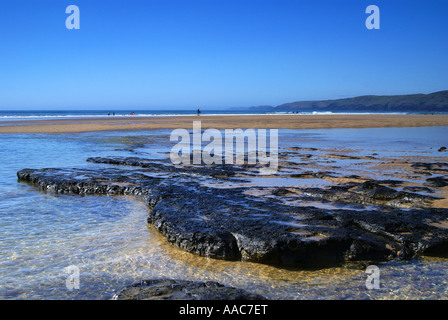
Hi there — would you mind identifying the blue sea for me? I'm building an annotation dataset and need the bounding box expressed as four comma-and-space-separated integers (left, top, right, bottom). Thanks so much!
0, 109, 247, 121
0, 109, 264, 121
0, 109, 423, 122
1, 119, 448, 299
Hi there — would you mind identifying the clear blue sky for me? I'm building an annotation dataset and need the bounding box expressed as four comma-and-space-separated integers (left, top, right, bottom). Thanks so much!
0, 0, 447, 110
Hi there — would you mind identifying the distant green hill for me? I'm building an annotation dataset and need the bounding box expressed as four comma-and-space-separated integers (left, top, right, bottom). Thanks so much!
252, 91, 448, 113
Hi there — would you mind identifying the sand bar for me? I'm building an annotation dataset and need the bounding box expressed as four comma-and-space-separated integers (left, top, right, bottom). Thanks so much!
0, 114, 447, 133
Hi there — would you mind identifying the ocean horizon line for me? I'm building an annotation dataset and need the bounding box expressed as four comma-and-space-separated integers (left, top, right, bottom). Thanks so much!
1, 109, 444, 122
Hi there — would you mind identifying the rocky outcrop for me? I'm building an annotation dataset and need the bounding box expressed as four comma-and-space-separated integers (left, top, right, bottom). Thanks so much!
426, 176, 448, 188
301, 180, 439, 208
112, 279, 266, 300
17, 157, 448, 268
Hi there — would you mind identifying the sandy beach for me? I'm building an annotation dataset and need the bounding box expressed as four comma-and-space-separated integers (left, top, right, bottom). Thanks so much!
1, 114, 448, 133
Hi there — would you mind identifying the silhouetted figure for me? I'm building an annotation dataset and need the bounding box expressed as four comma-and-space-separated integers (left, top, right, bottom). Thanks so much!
197, 108, 201, 116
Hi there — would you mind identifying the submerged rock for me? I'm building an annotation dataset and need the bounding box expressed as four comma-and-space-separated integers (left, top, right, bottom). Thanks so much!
411, 162, 448, 173
403, 186, 435, 194
112, 279, 266, 300
302, 180, 438, 209
17, 156, 448, 268
426, 176, 448, 188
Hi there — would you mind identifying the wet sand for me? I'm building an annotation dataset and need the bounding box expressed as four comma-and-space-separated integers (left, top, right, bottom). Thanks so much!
1, 114, 448, 133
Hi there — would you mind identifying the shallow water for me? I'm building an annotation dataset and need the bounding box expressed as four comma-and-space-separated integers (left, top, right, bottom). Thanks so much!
1, 127, 448, 300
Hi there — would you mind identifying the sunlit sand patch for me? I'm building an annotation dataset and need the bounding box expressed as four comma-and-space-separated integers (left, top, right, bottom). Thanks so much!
430, 187, 448, 209
322, 176, 365, 184
426, 218, 448, 230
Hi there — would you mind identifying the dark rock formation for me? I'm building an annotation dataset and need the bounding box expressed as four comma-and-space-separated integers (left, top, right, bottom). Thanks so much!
411, 162, 448, 173
290, 171, 336, 179
426, 176, 448, 188
112, 279, 266, 300
17, 156, 448, 268
86, 156, 248, 179
403, 186, 435, 194
301, 180, 438, 209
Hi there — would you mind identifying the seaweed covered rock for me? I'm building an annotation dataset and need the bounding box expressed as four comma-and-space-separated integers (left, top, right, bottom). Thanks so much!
112, 279, 266, 300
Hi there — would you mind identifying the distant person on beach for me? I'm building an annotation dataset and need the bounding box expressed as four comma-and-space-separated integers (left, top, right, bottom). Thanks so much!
108, 112, 110, 116
197, 108, 201, 116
